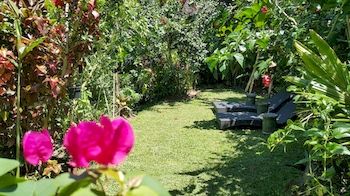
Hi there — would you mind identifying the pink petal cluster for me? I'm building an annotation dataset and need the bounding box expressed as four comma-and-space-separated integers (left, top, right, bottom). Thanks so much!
63, 116, 135, 168
22, 129, 53, 166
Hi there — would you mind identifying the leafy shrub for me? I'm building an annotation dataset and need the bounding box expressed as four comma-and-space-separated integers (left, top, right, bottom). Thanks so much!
205, 0, 350, 91
83, 0, 222, 112
0, 0, 99, 159
268, 31, 350, 195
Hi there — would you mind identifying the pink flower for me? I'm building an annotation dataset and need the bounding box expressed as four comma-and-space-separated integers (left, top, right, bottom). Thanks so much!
64, 116, 135, 168
22, 129, 53, 166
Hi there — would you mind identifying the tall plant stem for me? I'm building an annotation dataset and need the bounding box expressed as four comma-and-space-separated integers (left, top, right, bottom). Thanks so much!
327, 3, 346, 40
15, 61, 22, 177
113, 71, 116, 118
274, 0, 298, 27
326, 13, 341, 40
245, 52, 260, 93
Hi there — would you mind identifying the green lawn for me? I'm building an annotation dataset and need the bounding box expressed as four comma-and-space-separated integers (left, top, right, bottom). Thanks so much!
108, 89, 303, 195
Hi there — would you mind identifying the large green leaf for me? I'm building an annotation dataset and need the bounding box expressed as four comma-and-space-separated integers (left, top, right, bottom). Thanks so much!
310, 30, 349, 90
0, 181, 36, 196
233, 53, 244, 67
0, 175, 25, 189
285, 76, 345, 104
58, 176, 93, 196
326, 142, 350, 155
0, 179, 63, 196
332, 123, 350, 139
0, 172, 92, 196
0, 158, 19, 176
19, 37, 46, 60
291, 31, 350, 111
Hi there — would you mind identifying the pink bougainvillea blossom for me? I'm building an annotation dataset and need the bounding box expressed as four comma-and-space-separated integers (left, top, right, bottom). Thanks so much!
22, 129, 53, 166
64, 116, 135, 168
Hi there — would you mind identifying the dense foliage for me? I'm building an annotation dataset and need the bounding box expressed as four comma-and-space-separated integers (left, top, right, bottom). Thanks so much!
0, 0, 99, 160
205, 0, 350, 194
81, 0, 221, 116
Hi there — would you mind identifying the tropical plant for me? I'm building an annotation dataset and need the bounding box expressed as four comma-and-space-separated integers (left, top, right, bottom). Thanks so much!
0, 0, 100, 176
268, 30, 350, 195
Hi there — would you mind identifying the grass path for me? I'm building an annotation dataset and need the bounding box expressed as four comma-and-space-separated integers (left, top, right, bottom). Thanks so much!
111, 89, 303, 195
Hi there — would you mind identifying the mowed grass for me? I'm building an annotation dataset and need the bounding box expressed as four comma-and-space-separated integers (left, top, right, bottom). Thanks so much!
106, 89, 303, 195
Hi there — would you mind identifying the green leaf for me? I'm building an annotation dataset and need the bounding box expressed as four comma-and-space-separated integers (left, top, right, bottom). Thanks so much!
58, 176, 94, 196
256, 37, 269, 49
321, 166, 336, 180
127, 186, 158, 196
0, 175, 25, 189
310, 30, 349, 90
326, 142, 350, 155
294, 157, 309, 165
254, 13, 266, 28
233, 53, 244, 67
0, 180, 36, 196
0, 158, 19, 176
332, 126, 350, 139
8, 0, 21, 18
289, 124, 305, 131
304, 128, 325, 138
44, 0, 56, 15
69, 187, 101, 196
127, 176, 170, 196
247, 39, 256, 50
34, 179, 61, 196
19, 37, 46, 61
98, 168, 125, 184
219, 64, 226, 73
0, 173, 86, 196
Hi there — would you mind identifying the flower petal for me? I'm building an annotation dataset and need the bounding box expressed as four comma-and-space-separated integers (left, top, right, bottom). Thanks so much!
22, 129, 53, 166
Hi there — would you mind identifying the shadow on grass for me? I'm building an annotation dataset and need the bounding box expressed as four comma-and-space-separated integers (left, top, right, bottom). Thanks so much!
184, 119, 218, 130
135, 97, 192, 113
169, 131, 304, 195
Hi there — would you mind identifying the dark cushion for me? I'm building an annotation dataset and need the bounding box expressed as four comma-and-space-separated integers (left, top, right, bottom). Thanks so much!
216, 112, 262, 129
275, 101, 296, 124
268, 92, 293, 112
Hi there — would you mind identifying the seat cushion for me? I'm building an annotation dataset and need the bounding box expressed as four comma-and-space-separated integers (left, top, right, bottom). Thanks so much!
213, 101, 256, 113
268, 92, 293, 112
216, 112, 262, 130
276, 101, 296, 125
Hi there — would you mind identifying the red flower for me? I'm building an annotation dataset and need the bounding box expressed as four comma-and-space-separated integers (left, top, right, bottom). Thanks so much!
261, 6, 268, 14
52, 0, 64, 7
262, 74, 271, 88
